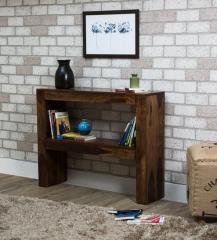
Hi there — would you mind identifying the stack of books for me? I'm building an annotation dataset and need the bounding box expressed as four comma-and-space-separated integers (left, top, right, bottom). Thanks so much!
108, 209, 165, 225
48, 110, 96, 142
119, 117, 136, 147
115, 88, 147, 93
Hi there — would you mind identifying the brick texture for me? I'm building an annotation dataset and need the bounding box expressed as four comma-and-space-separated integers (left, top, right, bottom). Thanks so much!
1, 0, 217, 187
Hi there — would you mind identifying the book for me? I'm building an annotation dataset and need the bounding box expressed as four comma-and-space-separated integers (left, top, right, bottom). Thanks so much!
121, 119, 133, 146
119, 117, 136, 147
115, 213, 141, 221
119, 121, 130, 145
127, 214, 165, 225
115, 88, 148, 93
108, 209, 143, 221
62, 132, 96, 142
55, 112, 71, 136
48, 110, 57, 139
108, 209, 143, 214
128, 117, 136, 147
128, 88, 148, 93
124, 120, 134, 146
132, 126, 136, 146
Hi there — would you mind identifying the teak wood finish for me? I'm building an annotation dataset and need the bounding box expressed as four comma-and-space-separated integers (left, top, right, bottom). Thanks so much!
37, 88, 165, 204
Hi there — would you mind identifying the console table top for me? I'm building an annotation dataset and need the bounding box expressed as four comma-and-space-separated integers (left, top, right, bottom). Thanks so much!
37, 87, 164, 96
37, 88, 164, 105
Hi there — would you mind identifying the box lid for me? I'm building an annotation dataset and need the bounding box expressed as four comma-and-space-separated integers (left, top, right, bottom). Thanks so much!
187, 143, 217, 161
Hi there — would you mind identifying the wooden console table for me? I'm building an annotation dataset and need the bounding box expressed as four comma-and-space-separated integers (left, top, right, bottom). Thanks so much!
36, 88, 165, 204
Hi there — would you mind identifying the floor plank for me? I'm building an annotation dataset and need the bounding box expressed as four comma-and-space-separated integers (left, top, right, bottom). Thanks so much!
0, 173, 190, 218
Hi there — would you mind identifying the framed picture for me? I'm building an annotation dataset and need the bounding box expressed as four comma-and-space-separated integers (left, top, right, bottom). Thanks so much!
83, 10, 139, 58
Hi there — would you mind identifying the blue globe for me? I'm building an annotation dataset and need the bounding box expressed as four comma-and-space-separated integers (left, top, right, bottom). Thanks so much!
78, 119, 91, 135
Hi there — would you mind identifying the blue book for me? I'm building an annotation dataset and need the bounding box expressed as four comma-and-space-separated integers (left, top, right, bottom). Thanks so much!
124, 123, 133, 146
120, 119, 134, 146
125, 117, 136, 147
108, 209, 143, 220
128, 117, 136, 147
119, 122, 130, 145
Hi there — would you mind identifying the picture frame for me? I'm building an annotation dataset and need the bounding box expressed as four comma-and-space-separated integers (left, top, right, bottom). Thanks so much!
83, 10, 139, 59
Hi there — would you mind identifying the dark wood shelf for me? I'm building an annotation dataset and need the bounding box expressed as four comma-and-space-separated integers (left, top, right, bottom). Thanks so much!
45, 138, 135, 161
37, 88, 164, 105
37, 88, 165, 204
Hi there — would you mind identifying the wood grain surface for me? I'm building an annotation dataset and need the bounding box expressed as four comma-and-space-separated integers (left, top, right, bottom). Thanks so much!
36, 88, 165, 204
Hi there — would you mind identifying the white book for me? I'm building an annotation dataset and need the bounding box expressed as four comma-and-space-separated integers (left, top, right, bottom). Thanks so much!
129, 88, 148, 93
129, 116, 136, 147
115, 216, 136, 221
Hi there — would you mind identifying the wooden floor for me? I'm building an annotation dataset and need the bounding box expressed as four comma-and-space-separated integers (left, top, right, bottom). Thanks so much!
0, 173, 190, 218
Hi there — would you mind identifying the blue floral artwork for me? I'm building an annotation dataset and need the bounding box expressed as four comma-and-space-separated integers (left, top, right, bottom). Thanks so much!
91, 22, 131, 34
91, 23, 103, 33
104, 23, 116, 33
84, 11, 138, 56
118, 22, 131, 33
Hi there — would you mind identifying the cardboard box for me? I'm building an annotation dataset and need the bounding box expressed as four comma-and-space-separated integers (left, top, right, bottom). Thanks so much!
187, 143, 217, 217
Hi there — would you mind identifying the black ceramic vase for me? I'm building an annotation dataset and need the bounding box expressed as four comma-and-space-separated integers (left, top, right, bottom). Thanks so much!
55, 60, 74, 89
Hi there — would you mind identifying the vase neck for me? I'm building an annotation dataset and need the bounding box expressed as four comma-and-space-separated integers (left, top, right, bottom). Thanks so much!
58, 60, 70, 65
131, 74, 138, 77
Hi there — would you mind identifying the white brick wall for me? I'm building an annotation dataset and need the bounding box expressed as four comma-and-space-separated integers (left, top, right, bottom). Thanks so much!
165, 0, 187, 10
188, 0, 212, 8
57, 16, 74, 25
1, 0, 217, 186
102, 68, 121, 78
143, 0, 164, 11
164, 46, 186, 57
164, 70, 185, 80
32, 5, 47, 15
164, 23, 186, 33
187, 22, 210, 33
176, 10, 199, 21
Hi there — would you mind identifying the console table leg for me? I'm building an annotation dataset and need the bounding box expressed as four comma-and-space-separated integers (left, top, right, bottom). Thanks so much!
136, 94, 164, 204
136, 97, 148, 204
37, 90, 67, 187
38, 150, 67, 187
